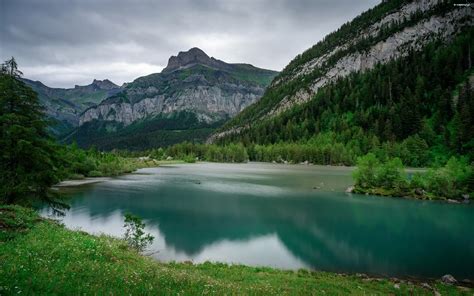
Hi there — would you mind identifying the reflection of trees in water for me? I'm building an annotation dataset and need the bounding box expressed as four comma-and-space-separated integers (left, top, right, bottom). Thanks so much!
65, 185, 474, 278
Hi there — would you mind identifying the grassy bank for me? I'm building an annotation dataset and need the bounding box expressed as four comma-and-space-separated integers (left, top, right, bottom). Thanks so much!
0, 205, 469, 295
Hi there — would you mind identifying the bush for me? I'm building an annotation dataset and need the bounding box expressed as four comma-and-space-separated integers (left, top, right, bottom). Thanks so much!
354, 154, 473, 199
353, 153, 380, 188
417, 157, 473, 199
376, 158, 406, 190
182, 154, 197, 163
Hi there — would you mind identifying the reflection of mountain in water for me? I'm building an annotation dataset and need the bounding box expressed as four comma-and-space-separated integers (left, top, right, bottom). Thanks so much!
62, 177, 474, 279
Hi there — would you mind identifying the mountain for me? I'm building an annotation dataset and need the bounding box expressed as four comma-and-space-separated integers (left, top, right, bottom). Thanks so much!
212, 0, 474, 166
68, 47, 278, 150
22, 78, 121, 135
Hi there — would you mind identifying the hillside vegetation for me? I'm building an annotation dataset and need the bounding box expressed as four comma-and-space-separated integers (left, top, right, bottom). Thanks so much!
217, 28, 474, 167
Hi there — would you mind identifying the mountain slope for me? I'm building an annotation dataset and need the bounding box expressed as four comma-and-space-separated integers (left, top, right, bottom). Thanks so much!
214, 0, 473, 140
22, 78, 120, 135
211, 0, 474, 166
69, 48, 278, 150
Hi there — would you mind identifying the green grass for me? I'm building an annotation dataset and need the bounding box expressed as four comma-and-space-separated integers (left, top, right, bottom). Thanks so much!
0, 205, 469, 295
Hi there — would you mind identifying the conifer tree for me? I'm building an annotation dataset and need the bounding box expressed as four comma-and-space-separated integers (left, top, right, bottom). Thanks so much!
0, 58, 66, 210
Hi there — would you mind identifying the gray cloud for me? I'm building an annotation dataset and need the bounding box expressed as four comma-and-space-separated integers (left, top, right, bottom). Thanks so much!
1, 0, 379, 87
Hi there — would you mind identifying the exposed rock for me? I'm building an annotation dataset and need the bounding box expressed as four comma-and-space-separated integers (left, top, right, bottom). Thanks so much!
345, 186, 355, 193
80, 86, 261, 125
447, 199, 461, 204
214, 1, 474, 141
460, 278, 472, 285
79, 48, 277, 127
421, 282, 432, 290
163, 47, 229, 73
21, 78, 121, 134
441, 274, 457, 285
269, 7, 473, 116
415, 188, 425, 196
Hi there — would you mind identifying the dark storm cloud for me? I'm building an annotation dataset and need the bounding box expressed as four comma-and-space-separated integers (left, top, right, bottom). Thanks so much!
0, 0, 379, 87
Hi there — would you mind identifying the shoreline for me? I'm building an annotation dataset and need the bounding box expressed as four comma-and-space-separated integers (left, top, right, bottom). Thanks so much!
54, 177, 112, 187
1, 205, 470, 294
350, 186, 471, 204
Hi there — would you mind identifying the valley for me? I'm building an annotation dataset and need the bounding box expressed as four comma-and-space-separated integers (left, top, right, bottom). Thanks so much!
1, 0, 473, 294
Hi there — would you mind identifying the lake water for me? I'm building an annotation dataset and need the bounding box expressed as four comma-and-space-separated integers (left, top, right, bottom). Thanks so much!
46, 162, 474, 279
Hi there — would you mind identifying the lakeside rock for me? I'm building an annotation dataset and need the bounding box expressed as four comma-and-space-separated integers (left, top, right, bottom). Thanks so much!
441, 274, 457, 285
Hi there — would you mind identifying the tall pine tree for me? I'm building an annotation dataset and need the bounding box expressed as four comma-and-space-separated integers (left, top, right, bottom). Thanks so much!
0, 58, 66, 210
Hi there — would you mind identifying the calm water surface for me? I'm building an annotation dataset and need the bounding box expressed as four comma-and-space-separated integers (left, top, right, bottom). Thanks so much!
45, 162, 474, 279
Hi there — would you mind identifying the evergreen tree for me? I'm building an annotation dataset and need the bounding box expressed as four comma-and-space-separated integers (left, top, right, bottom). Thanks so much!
0, 58, 65, 210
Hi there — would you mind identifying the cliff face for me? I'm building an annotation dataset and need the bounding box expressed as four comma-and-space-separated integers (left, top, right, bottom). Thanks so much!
214, 0, 473, 140
79, 48, 277, 127
22, 78, 121, 135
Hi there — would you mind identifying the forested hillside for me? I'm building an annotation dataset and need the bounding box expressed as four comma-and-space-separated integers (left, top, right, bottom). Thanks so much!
213, 1, 473, 167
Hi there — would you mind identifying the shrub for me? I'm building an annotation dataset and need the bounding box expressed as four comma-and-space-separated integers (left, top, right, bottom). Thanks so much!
353, 153, 380, 188
376, 157, 407, 190
182, 154, 197, 163
87, 170, 103, 177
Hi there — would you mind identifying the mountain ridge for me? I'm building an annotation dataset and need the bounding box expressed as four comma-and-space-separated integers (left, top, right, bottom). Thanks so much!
213, 0, 473, 142
21, 78, 121, 135
78, 48, 278, 126
69, 48, 278, 149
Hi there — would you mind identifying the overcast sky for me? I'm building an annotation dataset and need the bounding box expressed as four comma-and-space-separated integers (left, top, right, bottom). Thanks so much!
1, 0, 379, 88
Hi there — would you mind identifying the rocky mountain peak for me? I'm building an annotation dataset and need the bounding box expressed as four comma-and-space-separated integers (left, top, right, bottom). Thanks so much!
74, 79, 118, 90
91, 79, 119, 90
163, 47, 219, 73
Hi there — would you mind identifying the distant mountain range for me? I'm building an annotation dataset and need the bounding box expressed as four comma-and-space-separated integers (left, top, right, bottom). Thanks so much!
25, 47, 277, 149
25, 0, 472, 156
79, 48, 277, 127
22, 78, 121, 136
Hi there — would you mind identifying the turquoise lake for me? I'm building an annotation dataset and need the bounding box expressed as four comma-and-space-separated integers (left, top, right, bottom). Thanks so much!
46, 162, 474, 279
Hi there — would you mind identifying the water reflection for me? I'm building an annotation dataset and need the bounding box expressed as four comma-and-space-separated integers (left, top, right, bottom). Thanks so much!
45, 163, 474, 279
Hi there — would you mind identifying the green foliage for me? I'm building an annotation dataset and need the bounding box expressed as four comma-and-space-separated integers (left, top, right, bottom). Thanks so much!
56, 143, 154, 179
67, 111, 224, 151
420, 157, 473, 199
123, 213, 154, 252
353, 153, 380, 189
218, 28, 474, 167
0, 205, 462, 295
0, 62, 65, 209
222, 1, 455, 130
0, 205, 38, 241
159, 142, 249, 163
376, 158, 406, 190
353, 154, 472, 200
182, 154, 197, 163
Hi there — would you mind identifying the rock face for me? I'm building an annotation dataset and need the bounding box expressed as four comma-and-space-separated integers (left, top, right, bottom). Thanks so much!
79, 48, 278, 126
441, 274, 457, 285
269, 7, 472, 117
22, 78, 121, 135
214, 0, 474, 140
163, 47, 228, 73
